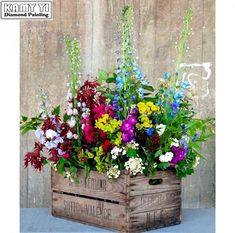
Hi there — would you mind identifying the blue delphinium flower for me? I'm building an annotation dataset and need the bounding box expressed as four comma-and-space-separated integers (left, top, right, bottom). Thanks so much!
131, 95, 136, 101
181, 124, 186, 135
146, 128, 154, 136
164, 72, 171, 80
116, 75, 124, 89
192, 132, 199, 142
171, 102, 180, 115
174, 91, 184, 102
179, 138, 189, 150
181, 80, 191, 89
134, 63, 144, 80
138, 87, 144, 98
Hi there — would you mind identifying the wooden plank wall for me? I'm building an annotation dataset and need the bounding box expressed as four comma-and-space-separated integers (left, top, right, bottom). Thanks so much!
20, 0, 215, 208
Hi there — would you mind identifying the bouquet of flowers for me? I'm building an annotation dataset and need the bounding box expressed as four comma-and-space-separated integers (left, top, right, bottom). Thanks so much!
20, 5, 214, 183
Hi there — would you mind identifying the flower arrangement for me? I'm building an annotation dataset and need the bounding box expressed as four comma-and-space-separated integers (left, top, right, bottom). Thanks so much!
20, 5, 214, 183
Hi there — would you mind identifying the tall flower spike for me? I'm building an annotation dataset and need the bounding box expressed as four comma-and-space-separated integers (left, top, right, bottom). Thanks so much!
175, 8, 193, 73
65, 35, 81, 100
120, 4, 135, 90
38, 89, 51, 119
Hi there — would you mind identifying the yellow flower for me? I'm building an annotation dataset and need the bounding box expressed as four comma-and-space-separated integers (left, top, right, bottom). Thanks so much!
142, 121, 152, 128
112, 132, 122, 145
95, 114, 121, 133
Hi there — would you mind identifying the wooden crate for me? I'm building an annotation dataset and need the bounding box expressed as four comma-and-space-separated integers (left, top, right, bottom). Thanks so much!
51, 169, 181, 232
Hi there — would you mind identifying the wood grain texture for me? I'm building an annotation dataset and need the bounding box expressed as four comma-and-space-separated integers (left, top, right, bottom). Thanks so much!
52, 170, 181, 232
52, 169, 128, 203
20, 0, 215, 208
52, 192, 128, 232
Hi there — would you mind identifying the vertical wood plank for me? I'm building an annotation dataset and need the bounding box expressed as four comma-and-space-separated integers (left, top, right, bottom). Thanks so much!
20, 0, 215, 208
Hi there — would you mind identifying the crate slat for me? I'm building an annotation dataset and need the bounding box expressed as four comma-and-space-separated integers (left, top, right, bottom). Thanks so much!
52, 170, 128, 204
52, 192, 128, 232
51, 169, 181, 232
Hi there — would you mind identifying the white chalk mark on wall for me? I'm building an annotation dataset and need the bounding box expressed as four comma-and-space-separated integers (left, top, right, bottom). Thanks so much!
179, 62, 212, 98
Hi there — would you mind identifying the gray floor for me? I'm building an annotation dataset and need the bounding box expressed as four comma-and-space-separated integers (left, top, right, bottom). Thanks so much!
20, 208, 215, 233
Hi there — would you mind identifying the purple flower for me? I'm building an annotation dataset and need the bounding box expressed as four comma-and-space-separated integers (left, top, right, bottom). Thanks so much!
122, 132, 129, 143
171, 146, 186, 164
128, 115, 137, 125
121, 120, 132, 131
121, 115, 136, 143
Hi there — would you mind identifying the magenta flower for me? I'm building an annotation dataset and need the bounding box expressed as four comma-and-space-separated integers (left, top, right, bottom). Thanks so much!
121, 115, 136, 143
171, 146, 186, 164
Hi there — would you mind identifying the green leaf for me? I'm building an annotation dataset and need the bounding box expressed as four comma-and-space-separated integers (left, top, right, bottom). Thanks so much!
127, 148, 137, 158
106, 77, 116, 83
63, 114, 69, 122
21, 115, 28, 122
141, 84, 154, 92
52, 105, 60, 115
98, 69, 108, 84
58, 158, 66, 175
155, 150, 162, 158
157, 162, 170, 170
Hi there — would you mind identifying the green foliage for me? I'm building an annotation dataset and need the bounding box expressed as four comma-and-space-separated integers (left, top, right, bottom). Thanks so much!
157, 162, 170, 170
127, 148, 137, 157
20, 116, 43, 134
52, 105, 60, 115
98, 69, 108, 84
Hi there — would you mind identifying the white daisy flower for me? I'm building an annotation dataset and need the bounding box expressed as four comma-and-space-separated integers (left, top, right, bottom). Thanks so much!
159, 152, 174, 162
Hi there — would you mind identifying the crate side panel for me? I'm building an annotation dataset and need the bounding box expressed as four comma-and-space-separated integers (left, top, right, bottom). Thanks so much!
130, 171, 181, 196
52, 170, 128, 203
130, 189, 181, 214
129, 205, 181, 232
52, 192, 128, 232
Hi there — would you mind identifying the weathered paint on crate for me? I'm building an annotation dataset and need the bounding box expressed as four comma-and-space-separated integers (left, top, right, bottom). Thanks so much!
52, 169, 181, 232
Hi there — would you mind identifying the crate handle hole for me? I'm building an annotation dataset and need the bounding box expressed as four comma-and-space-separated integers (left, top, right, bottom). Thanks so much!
149, 178, 163, 185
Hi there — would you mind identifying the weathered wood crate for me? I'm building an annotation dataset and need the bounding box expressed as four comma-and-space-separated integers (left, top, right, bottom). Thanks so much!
51, 169, 181, 232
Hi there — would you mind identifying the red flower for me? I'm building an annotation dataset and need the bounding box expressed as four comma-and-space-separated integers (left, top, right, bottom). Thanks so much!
79, 157, 87, 162
102, 140, 112, 153
24, 143, 45, 171
48, 149, 59, 163
63, 152, 70, 160
84, 125, 95, 143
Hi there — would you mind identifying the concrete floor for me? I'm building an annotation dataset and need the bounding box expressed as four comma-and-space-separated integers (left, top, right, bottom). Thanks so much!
20, 208, 215, 233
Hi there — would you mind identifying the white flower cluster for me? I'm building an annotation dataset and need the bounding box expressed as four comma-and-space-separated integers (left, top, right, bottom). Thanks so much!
126, 140, 139, 150
156, 124, 166, 136
35, 128, 64, 150
193, 156, 200, 168
48, 161, 57, 171
64, 171, 74, 182
107, 165, 121, 179
124, 157, 145, 175
110, 146, 123, 159
159, 152, 174, 162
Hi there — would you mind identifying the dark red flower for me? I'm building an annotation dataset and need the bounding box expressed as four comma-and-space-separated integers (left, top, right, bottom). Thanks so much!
24, 143, 45, 171
102, 140, 112, 153
63, 152, 70, 160
48, 149, 59, 163
77, 80, 103, 109
79, 157, 87, 162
